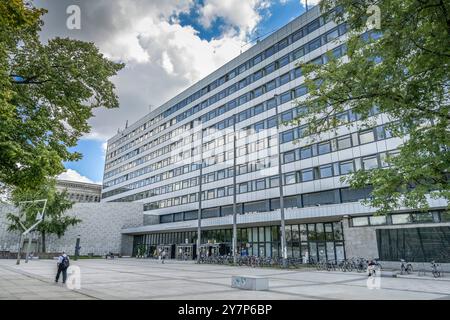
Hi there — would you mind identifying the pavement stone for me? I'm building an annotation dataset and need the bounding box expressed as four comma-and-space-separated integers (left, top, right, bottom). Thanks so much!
0, 258, 449, 300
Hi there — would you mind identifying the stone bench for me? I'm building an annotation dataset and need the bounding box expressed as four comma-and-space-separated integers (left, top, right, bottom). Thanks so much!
231, 275, 269, 291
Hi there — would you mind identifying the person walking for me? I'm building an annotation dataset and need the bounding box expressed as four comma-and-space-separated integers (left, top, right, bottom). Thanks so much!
161, 249, 167, 264
55, 252, 70, 284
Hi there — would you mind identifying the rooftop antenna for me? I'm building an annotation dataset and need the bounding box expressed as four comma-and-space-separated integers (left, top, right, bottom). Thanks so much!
125, 120, 128, 129
305, 0, 309, 11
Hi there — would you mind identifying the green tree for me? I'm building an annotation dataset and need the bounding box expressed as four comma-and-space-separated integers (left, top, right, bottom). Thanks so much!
7, 179, 80, 253
291, 0, 449, 214
0, 0, 124, 192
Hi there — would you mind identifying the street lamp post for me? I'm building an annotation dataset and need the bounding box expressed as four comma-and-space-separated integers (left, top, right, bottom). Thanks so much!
232, 115, 238, 265
274, 94, 288, 268
196, 129, 204, 264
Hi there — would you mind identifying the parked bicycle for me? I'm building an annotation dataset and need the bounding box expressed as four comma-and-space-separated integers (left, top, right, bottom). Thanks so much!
400, 259, 413, 274
430, 261, 441, 278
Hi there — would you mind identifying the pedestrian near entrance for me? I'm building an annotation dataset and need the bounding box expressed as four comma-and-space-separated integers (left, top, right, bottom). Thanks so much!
55, 252, 70, 284
161, 249, 167, 264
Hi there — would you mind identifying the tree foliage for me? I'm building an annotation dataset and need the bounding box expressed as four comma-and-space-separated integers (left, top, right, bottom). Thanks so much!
0, 0, 124, 191
292, 0, 449, 214
7, 178, 80, 252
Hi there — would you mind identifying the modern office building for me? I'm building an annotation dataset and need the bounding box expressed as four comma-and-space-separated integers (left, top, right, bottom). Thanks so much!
56, 180, 102, 203
102, 6, 449, 262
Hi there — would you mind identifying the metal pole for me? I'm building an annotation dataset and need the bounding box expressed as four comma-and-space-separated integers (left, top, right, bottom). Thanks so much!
196, 129, 204, 264
25, 234, 32, 263
232, 116, 238, 265
74, 236, 81, 261
275, 96, 288, 268
16, 234, 24, 265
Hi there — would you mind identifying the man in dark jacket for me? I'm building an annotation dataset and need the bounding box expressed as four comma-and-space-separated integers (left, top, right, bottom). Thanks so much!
55, 252, 70, 284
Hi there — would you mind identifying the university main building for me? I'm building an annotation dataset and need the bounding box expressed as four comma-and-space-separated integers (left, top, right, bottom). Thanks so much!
101, 6, 449, 262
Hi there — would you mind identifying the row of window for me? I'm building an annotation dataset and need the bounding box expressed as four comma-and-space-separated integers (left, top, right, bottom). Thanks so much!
134, 221, 345, 260
142, 148, 392, 211
105, 39, 348, 174
102, 135, 272, 193
351, 211, 450, 227
155, 186, 370, 222
103, 119, 393, 199
137, 222, 344, 246
108, 9, 341, 152
106, 23, 349, 169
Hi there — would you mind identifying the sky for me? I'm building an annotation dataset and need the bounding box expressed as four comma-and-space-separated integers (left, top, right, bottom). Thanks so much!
32, 0, 317, 184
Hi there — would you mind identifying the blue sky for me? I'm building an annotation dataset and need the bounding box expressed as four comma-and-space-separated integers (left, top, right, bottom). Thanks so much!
50, 0, 308, 184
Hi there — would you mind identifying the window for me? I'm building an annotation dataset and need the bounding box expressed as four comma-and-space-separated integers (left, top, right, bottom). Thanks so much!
253, 70, 263, 81
267, 116, 277, 128
280, 92, 292, 104
265, 45, 276, 58
307, 19, 320, 33
278, 38, 289, 50
319, 164, 333, 178
362, 156, 379, 170
238, 110, 248, 122
207, 190, 215, 200
292, 29, 303, 42
359, 129, 375, 144
391, 214, 412, 224
339, 160, 354, 174
254, 103, 264, 115
266, 80, 276, 92
308, 38, 321, 52
284, 150, 296, 163
254, 121, 265, 132
352, 217, 369, 227
266, 63, 276, 74
253, 54, 262, 65
217, 170, 225, 180
301, 169, 313, 182
239, 183, 248, 194
295, 85, 308, 97
270, 176, 279, 188
326, 29, 339, 42
285, 173, 296, 184
266, 98, 277, 109
254, 86, 264, 97
281, 130, 295, 143
369, 215, 387, 225
280, 73, 290, 85
293, 47, 305, 60
337, 135, 352, 149
217, 188, 226, 198
279, 55, 290, 67
318, 141, 331, 155
300, 146, 312, 159
256, 179, 266, 190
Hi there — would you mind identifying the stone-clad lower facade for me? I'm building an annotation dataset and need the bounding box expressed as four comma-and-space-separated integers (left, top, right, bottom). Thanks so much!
0, 203, 143, 256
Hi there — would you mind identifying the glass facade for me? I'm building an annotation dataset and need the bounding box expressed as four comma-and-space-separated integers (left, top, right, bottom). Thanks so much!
377, 227, 450, 262
133, 221, 345, 262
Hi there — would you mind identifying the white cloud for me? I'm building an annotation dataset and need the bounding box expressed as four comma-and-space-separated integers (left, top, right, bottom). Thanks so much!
57, 169, 98, 184
299, 0, 321, 8
199, 0, 269, 35
34, 0, 270, 142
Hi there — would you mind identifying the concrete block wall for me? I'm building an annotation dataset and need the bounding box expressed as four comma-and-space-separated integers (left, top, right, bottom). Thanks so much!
0, 202, 143, 256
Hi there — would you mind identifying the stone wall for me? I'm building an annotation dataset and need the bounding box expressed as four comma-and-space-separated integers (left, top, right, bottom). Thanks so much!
343, 217, 450, 262
342, 217, 379, 259
0, 202, 143, 256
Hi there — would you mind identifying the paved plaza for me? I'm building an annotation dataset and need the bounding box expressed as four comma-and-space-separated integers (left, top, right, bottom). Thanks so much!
0, 258, 449, 300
